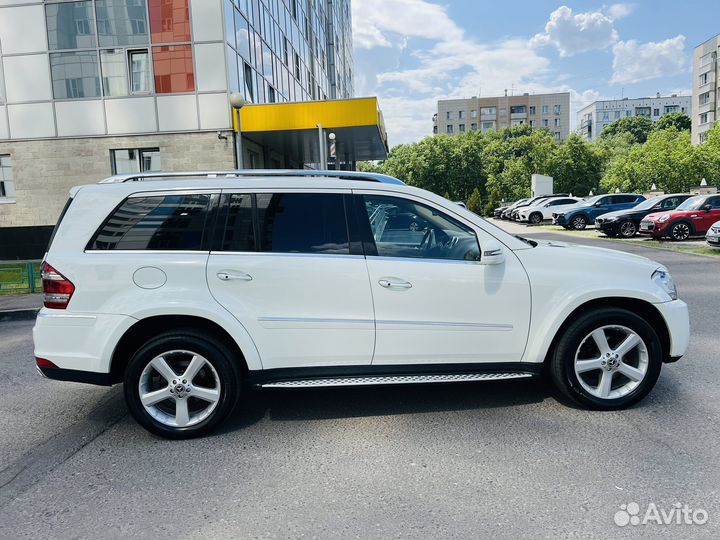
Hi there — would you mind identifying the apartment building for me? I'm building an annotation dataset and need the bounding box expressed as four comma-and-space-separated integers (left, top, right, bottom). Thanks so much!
693, 34, 720, 145
434, 92, 570, 141
577, 94, 692, 142
0, 0, 354, 257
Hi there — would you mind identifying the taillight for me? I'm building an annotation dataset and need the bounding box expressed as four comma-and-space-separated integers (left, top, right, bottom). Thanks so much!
36, 357, 58, 369
41, 262, 75, 309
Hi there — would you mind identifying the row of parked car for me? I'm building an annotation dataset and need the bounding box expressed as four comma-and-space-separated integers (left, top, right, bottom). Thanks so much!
493, 192, 720, 246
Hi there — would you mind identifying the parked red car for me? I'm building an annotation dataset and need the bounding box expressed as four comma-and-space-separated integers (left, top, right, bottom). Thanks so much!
639, 194, 720, 240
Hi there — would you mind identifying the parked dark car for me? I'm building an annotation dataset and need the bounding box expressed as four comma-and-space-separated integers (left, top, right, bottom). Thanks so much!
553, 194, 646, 230
595, 194, 692, 238
493, 206, 508, 218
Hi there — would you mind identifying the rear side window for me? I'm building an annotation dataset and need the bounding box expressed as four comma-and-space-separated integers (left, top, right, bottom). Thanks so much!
255, 193, 349, 254
89, 194, 211, 250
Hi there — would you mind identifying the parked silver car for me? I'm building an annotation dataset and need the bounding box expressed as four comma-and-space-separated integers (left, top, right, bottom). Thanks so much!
706, 220, 720, 248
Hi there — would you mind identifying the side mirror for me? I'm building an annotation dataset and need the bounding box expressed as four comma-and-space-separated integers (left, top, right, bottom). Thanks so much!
480, 240, 505, 266
703, 204, 712, 212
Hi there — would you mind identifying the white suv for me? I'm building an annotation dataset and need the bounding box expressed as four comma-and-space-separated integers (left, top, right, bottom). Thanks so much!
517, 196, 584, 224
34, 170, 690, 438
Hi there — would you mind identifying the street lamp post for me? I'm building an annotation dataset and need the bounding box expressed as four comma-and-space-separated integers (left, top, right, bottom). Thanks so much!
229, 93, 248, 169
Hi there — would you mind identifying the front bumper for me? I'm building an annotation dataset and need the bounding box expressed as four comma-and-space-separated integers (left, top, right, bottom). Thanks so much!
552, 214, 568, 226
596, 220, 621, 235
654, 299, 690, 359
706, 228, 720, 247
639, 220, 667, 237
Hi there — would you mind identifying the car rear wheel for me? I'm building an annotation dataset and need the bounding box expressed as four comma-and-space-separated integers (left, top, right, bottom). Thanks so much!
124, 330, 241, 439
550, 308, 662, 410
570, 215, 588, 230
529, 212, 543, 225
669, 221, 691, 241
619, 220, 637, 238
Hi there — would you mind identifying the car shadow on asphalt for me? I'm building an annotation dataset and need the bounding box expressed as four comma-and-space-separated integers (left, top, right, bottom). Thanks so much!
218, 379, 553, 434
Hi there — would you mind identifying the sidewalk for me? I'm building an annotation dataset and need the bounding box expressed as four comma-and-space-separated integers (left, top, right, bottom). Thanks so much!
0, 293, 42, 322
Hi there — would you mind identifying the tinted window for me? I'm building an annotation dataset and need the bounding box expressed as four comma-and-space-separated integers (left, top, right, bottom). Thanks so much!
362, 195, 480, 261
614, 195, 638, 204
660, 196, 684, 210
89, 194, 210, 250
707, 197, 720, 209
256, 193, 349, 254
221, 193, 255, 251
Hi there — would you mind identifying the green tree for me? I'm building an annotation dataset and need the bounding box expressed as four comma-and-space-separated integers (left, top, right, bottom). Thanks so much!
465, 188, 483, 215
549, 134, 603, 196
600, 116, 654, 144
653, 112, 691, 132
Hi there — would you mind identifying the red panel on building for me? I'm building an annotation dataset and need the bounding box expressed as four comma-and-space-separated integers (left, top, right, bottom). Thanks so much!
153, 45, 195, 93
150, 0, 191, 43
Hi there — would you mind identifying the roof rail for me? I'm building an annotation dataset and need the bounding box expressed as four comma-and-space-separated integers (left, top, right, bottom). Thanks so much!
98, 169, 405, 185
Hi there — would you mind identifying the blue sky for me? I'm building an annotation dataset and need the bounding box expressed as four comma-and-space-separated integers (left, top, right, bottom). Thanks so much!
351, 0, 720, 146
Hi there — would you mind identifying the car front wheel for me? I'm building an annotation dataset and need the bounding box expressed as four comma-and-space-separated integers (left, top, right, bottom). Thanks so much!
529, 212, 543, 225
669, 221, 691, 241
619, 220, 637, 238
570, 215, 588, 230
124, 330, 241, 439
550, 308, 662, 410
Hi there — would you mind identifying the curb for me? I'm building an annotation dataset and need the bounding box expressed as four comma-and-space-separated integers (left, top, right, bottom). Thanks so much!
0, 308, 39, 323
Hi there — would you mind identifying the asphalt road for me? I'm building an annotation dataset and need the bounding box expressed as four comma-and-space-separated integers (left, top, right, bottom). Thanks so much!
1, 230, 719, 539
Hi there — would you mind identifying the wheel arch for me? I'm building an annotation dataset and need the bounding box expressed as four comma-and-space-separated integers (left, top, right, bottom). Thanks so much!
670, 219, 695, 236
109, 315, 252, 384
541, 297, 671, 367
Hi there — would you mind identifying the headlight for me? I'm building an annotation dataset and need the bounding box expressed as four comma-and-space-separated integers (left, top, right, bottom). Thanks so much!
658, 214, 671, 223
603, 216, 618, 222
652, 269, 677, 300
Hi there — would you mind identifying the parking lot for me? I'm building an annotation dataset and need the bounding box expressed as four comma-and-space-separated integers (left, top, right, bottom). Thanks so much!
1, 228, 719, 539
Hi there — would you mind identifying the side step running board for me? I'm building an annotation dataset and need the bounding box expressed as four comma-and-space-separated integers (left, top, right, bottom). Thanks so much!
260, 372, 535, 388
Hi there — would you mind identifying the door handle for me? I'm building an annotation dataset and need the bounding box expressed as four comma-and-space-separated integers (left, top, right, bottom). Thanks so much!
378, 278, 412, 289
217, 271, 253, 282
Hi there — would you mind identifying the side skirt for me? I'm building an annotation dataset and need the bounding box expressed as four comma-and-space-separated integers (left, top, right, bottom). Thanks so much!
248, 363, 542, 389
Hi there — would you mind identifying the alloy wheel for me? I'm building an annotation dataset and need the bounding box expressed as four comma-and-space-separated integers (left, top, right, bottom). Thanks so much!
138, 350, 221, 428
530, 213, 542, 225
572, 216, 587, 230
574, 325, 649, 400
619, 221, 637, 238
671, 222, 690, 241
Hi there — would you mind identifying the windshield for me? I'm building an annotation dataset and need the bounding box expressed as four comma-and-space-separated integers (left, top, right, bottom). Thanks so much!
675, 196, 704, 211
632, 198, 662, 211
583, 195, 602, 205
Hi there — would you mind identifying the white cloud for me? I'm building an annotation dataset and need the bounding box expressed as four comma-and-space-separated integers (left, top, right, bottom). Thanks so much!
610, 35, 687, 85
607, 3, 636, 20
531, 6, 618, 57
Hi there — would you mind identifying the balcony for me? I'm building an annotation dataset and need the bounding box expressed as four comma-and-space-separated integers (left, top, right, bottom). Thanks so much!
699, 100, 716, 115
510, 112, 527, 120
480, 113, 496, 121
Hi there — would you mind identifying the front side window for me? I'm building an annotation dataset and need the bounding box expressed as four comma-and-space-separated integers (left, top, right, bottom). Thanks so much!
89, 194, 210, 250
255, 193, 349, 255
362, 195, 480, 261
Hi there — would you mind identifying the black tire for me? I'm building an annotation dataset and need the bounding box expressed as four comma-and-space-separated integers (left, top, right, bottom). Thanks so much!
529, 212, 543, 225
618, 220, 638, 238
124, 330, 241, 439
570, 214, 588, 230
549, 308, 662, 410
669, 221, 692, 241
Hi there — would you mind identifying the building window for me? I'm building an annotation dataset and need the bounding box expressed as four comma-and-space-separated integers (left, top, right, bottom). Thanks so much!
653, 108, 660, 116
554, 118, 560, 127
480, 107, 496, 115
700, 113, 709, 124
446, 125, 453, 134
529, 120, 534, 128
433, 125, 438, 134
510, 105, 526, 114
149, 0, 190, 43
471, 109, 477, 118
458, 124, 465, 132
243, 62, 254, 101
111, 148, 161, 174
470, 123, 477, 131
129, 49, 151, 93
699, 132, 709, 144
626, 110, 631, 117
615, 110, 621, 119
0, 155, 14, 201
542, 119, 549, 127
542, 105, 548, 114
665, 105, 679, 114
46, 1, 97, 50
602, 112, 610, 121
96, 0, 149, 47
700, 73, 709, 86
446, 111, 453, 120
700, 92, 711, 105
50, 51, 101, 99
554, 104, 561, 114
481, 121, 494, 131
153, 45, 194, 93
554, 132, 561, 141
499, 108, 507, 116
458, 110, 465, 120
100, 49, 128, 96
529, 106, 536, 115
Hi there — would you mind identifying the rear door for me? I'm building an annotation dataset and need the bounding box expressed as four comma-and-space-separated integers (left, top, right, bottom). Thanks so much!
613, 195, 642, 211
206, 190, 375, 369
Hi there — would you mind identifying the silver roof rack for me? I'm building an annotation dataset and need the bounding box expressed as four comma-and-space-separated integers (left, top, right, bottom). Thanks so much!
98, 169, 405, 185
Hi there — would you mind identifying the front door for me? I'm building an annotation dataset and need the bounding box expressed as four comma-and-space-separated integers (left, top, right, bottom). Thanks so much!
206, 190, 375, 369
355, 192, 532, 365
691, 195, 720, 232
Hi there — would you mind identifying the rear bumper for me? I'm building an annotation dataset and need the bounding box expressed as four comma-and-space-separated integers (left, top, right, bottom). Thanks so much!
654, 299, 690, 359
33, 309, 136, 375
36, 365, 113, 385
